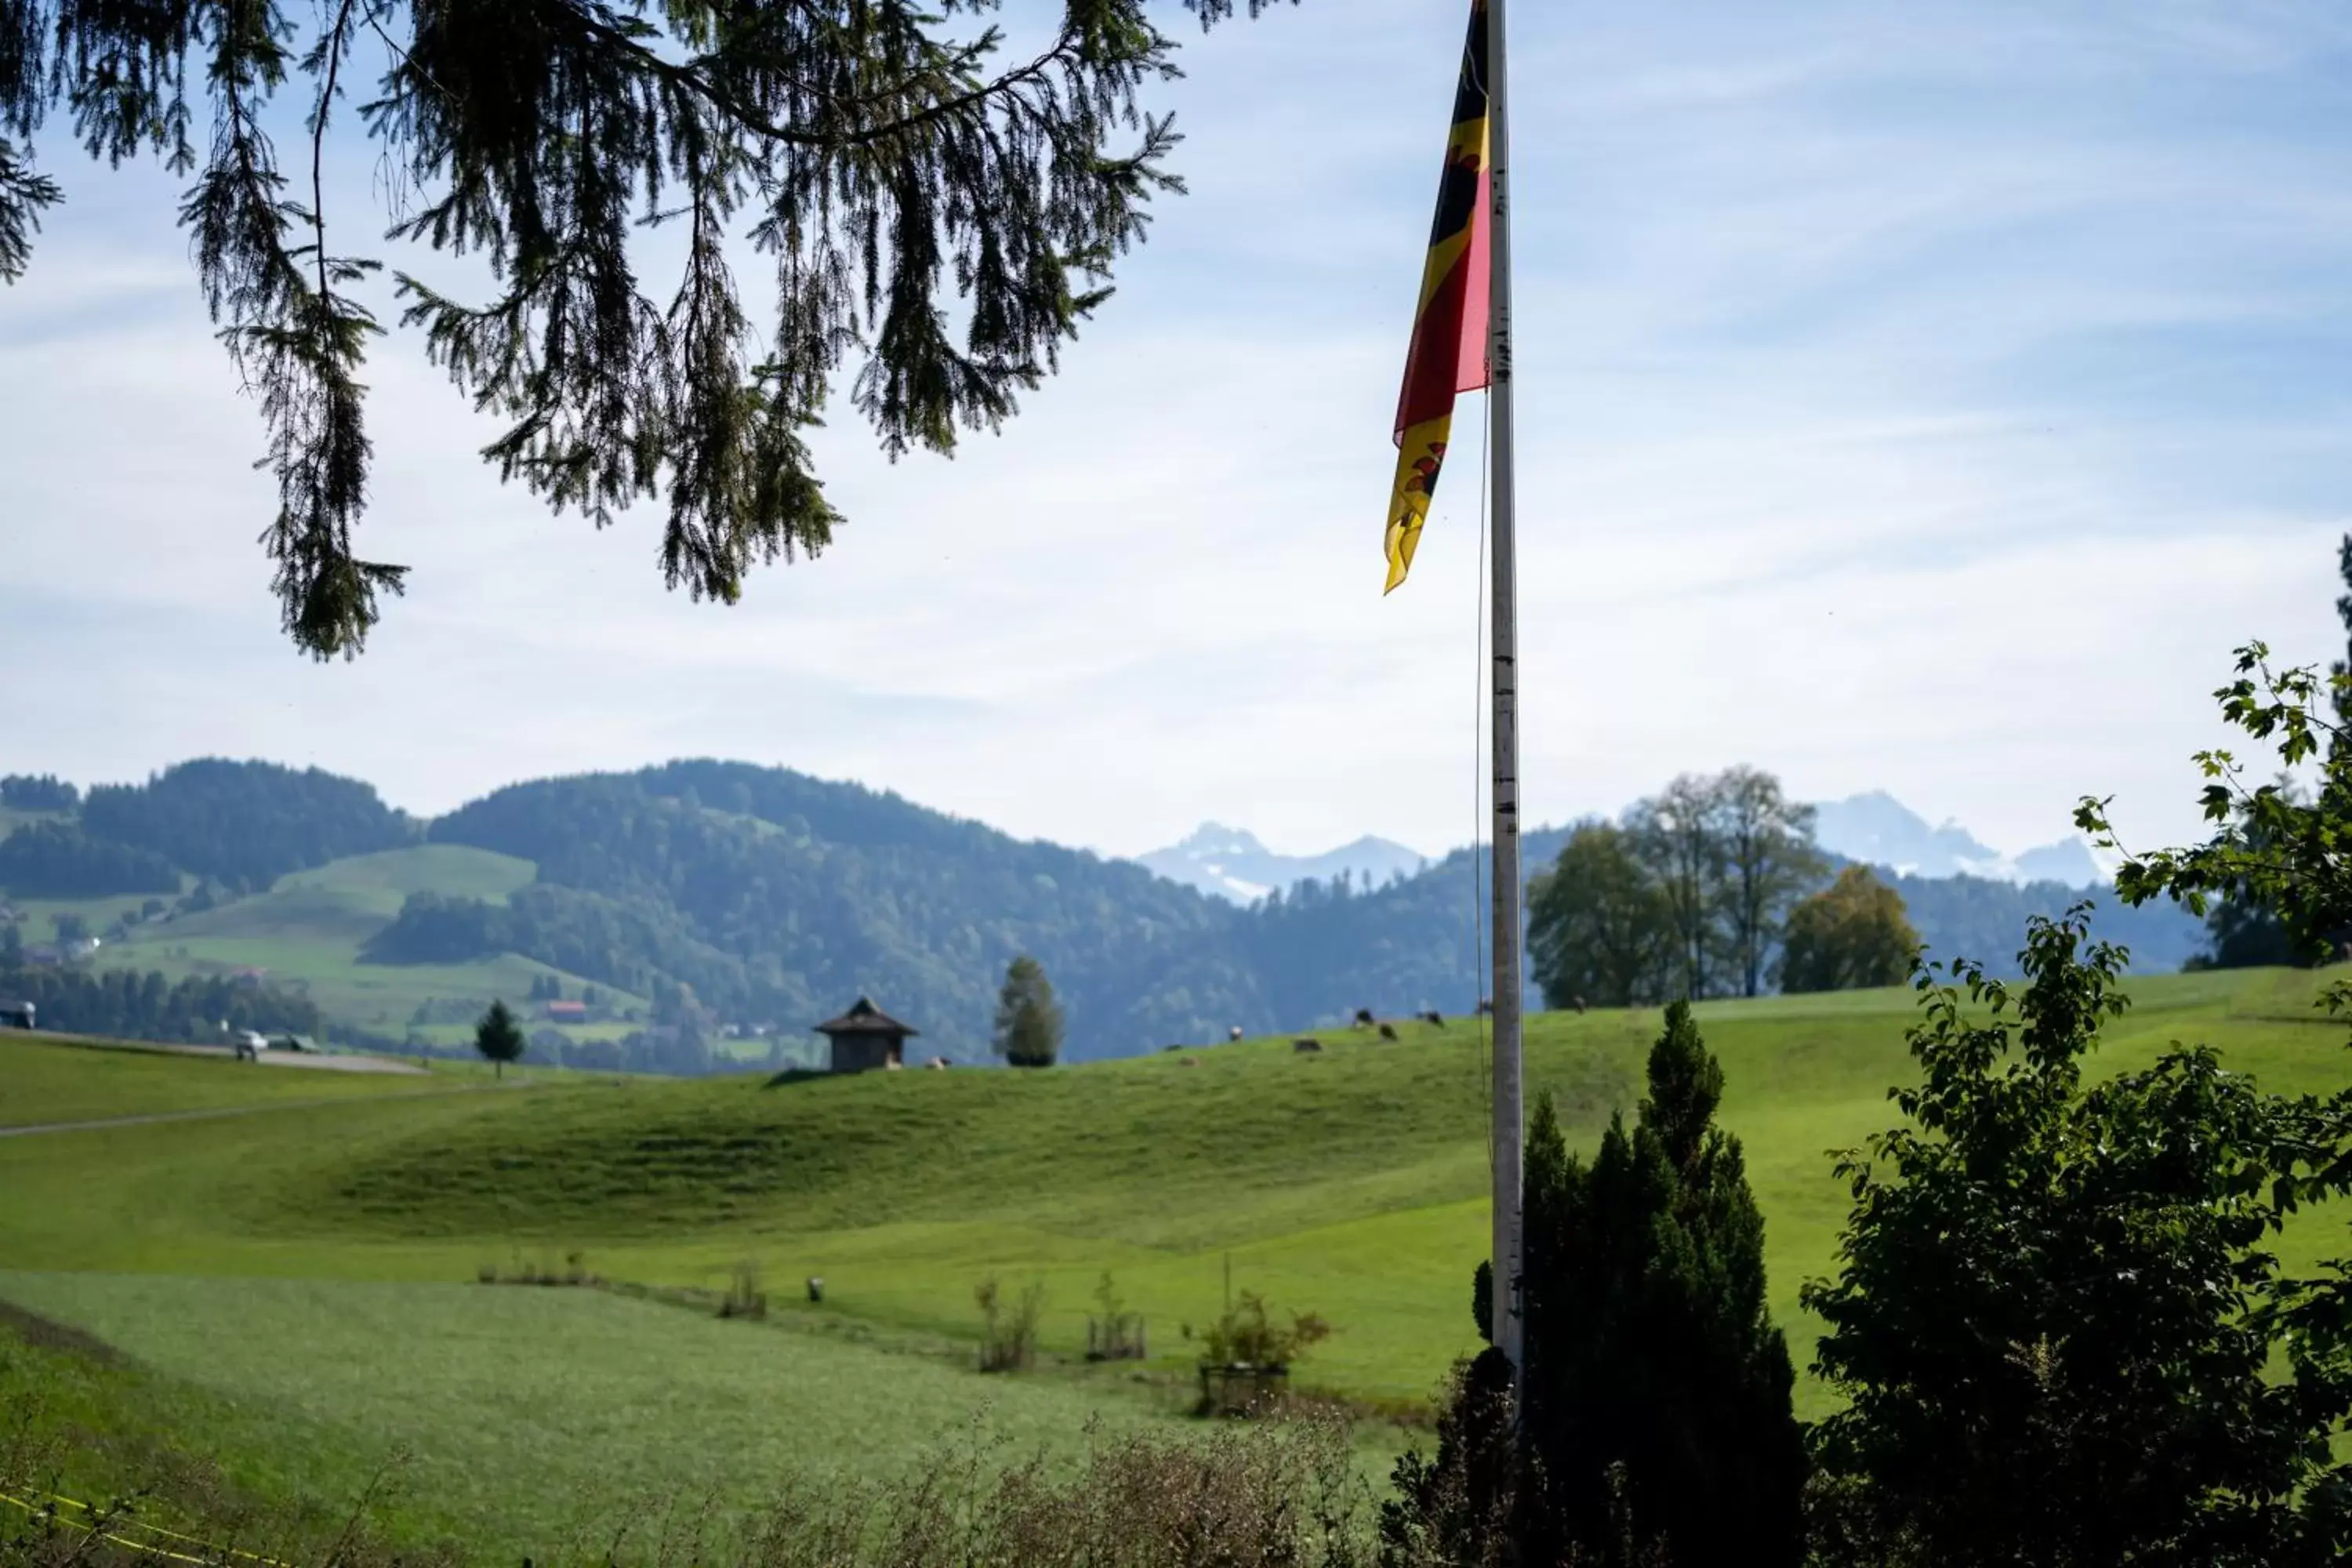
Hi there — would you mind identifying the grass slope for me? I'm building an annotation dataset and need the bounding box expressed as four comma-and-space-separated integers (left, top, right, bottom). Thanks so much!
0, 1036, 452, 1128
1, 969, 2347, 1552
96, 846, 639, 1034
5, 971, 2347, 1399
0, 1273, 1197, 1562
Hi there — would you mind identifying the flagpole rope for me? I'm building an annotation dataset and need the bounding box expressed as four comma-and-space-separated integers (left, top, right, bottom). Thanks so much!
1474, 389, 1494, 1167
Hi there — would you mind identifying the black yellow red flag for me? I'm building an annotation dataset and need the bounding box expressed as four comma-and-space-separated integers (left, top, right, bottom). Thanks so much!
1385, 0, 1492, 593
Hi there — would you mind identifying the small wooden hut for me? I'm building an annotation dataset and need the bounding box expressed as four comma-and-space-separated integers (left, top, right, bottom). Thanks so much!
813, 997, 920, 1074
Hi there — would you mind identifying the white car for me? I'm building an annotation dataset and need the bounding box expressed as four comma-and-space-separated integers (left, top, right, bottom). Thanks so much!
232, 1029, 270, 1062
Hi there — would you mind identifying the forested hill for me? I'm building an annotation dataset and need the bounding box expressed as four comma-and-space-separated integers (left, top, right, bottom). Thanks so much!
412, 764, 1265, 1058
0, 760, 417, 896
0, 759, 2210, 1063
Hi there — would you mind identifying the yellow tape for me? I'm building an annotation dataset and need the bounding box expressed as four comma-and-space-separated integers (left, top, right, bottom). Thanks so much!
1, 1487, 292, 1566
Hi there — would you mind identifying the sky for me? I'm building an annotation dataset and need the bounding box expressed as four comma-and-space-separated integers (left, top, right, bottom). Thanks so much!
2, 0, 2349, 866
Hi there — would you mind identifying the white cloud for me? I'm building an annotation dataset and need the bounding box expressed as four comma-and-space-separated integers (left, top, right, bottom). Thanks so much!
2, 0, 2347, 870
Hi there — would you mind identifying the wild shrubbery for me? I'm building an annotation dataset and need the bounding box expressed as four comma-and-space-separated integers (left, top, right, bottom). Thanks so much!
974, 1278, 1047, 1374
0, 1395, 1375, 1568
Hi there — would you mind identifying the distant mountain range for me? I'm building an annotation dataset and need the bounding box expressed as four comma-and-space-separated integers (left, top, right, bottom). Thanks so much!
1138, 791, 2109, 906
1135, 824, 1428, 903
2, 760, 2209, 1067
1811, 791, 2107, 888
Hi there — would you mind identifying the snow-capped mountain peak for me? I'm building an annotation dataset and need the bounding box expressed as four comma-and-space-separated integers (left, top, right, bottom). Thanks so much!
1135, 824, 1428, 904
1812, 791, 2108, 888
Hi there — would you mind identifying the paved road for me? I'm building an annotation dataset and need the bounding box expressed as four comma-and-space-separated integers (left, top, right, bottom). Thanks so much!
10, 1032, 428, 1074
191, 1045, 425, 1075
0, 1085, 495, 1140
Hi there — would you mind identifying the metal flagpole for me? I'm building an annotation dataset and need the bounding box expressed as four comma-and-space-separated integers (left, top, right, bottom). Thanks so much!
1484, 0, 1526, 1381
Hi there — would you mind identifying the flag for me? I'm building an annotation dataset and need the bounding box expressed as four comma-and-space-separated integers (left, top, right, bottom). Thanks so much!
1384, 0, 1492, 593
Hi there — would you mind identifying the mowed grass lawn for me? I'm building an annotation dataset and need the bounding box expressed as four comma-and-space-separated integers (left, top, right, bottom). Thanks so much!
0, 1036, 452, 1128
0, 1272, 1201, 1562
3, 967, 2350, 1553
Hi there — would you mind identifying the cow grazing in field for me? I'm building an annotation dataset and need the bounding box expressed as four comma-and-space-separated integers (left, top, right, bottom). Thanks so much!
1352, 1007, 1376, 1029
1228, 1025, 1244, 1042
1293, 1037, 1323, 1054
1420, 1010, 1445, 1028
1572, 997, 1589, 1015
1377, 1022, 1399, 1041
927, 1056, 951, 1069
1475, 999, 1494, 1016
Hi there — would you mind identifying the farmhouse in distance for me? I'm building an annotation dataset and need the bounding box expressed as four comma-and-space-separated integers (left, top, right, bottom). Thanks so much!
814, 997, 920, 1074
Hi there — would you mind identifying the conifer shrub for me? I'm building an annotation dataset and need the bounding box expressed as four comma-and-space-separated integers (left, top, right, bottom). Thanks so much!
1396, 1000, 1802, 1567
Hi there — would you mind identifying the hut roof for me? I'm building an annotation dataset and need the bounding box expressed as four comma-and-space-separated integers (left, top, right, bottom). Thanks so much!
813, 996, 920, 1039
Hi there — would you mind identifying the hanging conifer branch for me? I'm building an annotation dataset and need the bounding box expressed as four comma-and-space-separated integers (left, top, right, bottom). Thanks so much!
0, 0, 1297, 658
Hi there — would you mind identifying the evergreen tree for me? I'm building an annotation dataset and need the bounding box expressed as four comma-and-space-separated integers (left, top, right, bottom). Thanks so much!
1518, 1000, 1805, 1568
2, 2, 1291, 657
474, 999, 525, 1080
993, 956, 1065, 1069
0, 774, 78, 811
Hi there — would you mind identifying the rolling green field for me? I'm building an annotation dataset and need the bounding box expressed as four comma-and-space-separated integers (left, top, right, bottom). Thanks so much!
0, 1273, 1199, 1559
0, 1036, 448, 1127
3, 967, 2348, 1555
82, 846, 647, 1035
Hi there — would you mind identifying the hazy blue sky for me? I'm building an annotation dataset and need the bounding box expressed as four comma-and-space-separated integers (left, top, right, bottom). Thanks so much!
2, 0, 2347, 862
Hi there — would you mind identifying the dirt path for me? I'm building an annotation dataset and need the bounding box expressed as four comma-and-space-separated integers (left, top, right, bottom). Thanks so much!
0, 1086, 500, 1140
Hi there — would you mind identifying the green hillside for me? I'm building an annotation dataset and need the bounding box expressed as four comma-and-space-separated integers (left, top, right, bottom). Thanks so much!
0, 1035, 452, 1127
3, 757, 2216, 1068
88, 847, 634, 1037
4, 965, 2346, 1550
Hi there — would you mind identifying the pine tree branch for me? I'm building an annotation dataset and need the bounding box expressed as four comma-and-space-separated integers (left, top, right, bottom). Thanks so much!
554, 0, 1081, 152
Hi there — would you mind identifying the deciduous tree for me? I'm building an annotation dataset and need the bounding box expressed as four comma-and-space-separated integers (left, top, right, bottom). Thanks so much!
1777, 865, 1916, 994
1527, 823, 1673, 1010
1715, 767, 1824, 998
1627, 775, 1729, 999
1805, 912, 2352, 1566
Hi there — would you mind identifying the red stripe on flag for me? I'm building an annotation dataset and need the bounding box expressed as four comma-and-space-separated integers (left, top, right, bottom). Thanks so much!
1457, 165, 1492, 396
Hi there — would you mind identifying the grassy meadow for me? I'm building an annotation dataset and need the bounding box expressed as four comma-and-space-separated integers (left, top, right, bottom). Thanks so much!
3, 965, 2350, 1555
0, 1036, 455, 1128
78, 846, 648, 1036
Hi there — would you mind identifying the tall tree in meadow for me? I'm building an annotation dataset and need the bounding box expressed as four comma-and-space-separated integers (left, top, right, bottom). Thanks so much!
474, 999, 525, 1080
1627, 775, 1730, 1000
1527, 823, 1674, 1010
1715, 768, 1824, 997
1518, 1000, 1806, 1568
1777, 865, 1918, 993
2, 0, 1294, 658
993, 956, 1065, 1069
